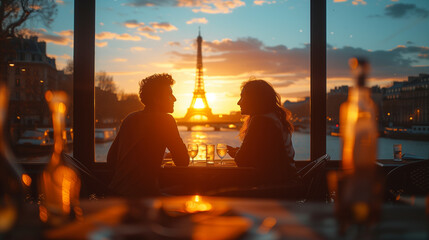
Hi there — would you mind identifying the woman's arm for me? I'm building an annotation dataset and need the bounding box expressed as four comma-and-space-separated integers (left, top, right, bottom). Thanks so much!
227, 145, 239, 158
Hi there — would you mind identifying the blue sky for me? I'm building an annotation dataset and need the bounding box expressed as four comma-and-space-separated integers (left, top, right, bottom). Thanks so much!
23, 0, 429, 116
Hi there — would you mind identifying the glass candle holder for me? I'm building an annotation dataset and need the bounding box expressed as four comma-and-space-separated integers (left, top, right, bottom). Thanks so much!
206, 145, 215, 165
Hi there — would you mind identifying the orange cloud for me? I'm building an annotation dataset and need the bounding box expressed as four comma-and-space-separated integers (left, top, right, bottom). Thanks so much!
29, 5, 42, 10
124, 20, 144, 28
333, 0, 347, 2
138, 26, 156, 33
95, 32, 117, 40
95, 32, 141, 41
183, 0, 245, 14
96, 41, 108, 47
253, 0, 276, 5
19, 28, 73, 47
127, 0, 246, 14
117, 33, 141, 41
168, 41, 181, 47
130, 46, 146, 52
56, 30, 74, 36
352, 0, 366, 5
112, 58, 128, 62
150, 22, 178, 31
186, 17, 208, 24
137, 32, 161, 40
122, 20, 176, 41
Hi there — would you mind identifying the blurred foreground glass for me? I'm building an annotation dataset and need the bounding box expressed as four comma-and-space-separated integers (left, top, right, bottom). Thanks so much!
39, 91, 81, 226
187, 144, 198, 165
332, 58, 382, 233
216, 144, 227, 165
0, 84, 24, 234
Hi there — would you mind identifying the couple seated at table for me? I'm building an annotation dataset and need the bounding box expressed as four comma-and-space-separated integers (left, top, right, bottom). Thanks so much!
107, 73, 298, 197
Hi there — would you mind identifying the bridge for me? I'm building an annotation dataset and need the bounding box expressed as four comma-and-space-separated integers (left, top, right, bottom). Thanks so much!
176, 119, 243, 131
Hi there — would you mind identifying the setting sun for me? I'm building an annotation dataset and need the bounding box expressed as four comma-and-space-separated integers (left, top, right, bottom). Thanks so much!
193, 98, 205, 109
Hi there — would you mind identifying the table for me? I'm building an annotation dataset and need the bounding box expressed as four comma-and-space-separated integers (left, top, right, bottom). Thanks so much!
376, 159, 427, 168
18, 196, 428, 240
160, 159, 256, 195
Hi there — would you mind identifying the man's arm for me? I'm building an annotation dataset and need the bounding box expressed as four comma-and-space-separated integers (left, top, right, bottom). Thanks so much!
164, 115, 190, 166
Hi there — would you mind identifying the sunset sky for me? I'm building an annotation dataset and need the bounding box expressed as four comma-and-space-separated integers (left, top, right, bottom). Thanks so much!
25, 0, 429, 117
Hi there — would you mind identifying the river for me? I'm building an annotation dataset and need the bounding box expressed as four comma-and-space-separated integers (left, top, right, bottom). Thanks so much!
18, 129, 429, 163
94, 128, 429, 162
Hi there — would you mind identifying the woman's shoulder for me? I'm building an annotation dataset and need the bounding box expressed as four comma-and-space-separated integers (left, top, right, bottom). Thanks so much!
250, 113, 280, 126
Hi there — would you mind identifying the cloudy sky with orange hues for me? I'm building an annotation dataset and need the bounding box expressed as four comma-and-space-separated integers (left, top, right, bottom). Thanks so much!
26, 0, 429, 117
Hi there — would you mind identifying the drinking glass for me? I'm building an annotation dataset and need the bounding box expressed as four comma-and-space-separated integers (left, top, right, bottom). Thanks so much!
216, 144, 227, 165
187, 144, 198, 165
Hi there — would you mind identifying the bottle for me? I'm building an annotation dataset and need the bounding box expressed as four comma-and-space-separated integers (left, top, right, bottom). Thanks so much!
0, 83, 24, 234
338, 58, 380, 230
39, 91, 81, 226
340, 58, 378, 173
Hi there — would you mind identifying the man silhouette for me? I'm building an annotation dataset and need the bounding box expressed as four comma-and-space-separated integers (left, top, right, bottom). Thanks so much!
107, 73, 189, 197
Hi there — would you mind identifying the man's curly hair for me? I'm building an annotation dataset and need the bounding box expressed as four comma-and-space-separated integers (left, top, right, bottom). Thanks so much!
139, 73, 175, 106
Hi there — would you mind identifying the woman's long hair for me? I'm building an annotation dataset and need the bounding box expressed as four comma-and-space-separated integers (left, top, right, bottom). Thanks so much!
239, 80, 294, 140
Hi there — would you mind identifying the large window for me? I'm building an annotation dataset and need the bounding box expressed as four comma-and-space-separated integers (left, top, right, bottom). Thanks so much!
93, 0, 311, 161
326, 0, 429, 160
74, 1, 429, 163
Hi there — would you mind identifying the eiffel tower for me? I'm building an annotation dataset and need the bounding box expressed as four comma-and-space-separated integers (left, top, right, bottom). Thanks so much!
183, 30, 213, 122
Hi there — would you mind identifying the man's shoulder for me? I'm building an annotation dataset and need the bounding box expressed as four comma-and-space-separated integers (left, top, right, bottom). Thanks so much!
123, 110, 175, 124
122, 110, 145, 122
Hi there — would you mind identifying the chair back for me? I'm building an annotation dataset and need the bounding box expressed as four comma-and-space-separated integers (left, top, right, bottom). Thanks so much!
63, 153, 112, 197
385, 160, 429, 200
298, 154, 330, 201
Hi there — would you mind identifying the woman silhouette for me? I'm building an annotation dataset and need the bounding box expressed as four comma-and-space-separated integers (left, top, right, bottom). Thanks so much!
228, 79, 298, 185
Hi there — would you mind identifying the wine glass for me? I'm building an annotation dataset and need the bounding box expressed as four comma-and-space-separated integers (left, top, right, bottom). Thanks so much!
187, 144, 198, 165
216, 144, 227, 165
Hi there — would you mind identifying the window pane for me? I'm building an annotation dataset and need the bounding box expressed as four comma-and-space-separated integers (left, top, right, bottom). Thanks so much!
2, 1, 74, 164
94, 0, 310, 162
327, 0, 429, 160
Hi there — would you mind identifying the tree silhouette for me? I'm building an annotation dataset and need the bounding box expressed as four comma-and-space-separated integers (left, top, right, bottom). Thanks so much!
96, 71, 117, 93
0, 0, 57, 39
0, 0, 58, 83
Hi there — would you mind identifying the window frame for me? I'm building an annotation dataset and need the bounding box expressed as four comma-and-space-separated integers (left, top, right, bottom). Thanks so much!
72, 0, 327, 169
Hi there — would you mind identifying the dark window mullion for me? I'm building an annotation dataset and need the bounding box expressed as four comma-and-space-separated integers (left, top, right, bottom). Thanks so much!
73, 0, 96, 168
310, 0, 327, 160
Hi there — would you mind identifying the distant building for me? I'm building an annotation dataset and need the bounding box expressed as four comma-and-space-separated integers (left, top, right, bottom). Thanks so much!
284, 97, 310, 119
326, 86, 348, 124
382, 73, 429, 127
326, 85, 383, 125
4, 36, 69, 135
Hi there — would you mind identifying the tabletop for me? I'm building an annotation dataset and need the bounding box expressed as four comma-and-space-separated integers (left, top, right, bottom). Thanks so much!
35, 196, 429, 240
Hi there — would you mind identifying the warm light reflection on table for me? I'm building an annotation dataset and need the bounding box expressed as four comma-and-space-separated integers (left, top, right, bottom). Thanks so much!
162, 158, 237, 167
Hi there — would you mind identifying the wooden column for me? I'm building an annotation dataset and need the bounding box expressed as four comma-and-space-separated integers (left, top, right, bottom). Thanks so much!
310, 0, 327, 160
73, 0, 95, 167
